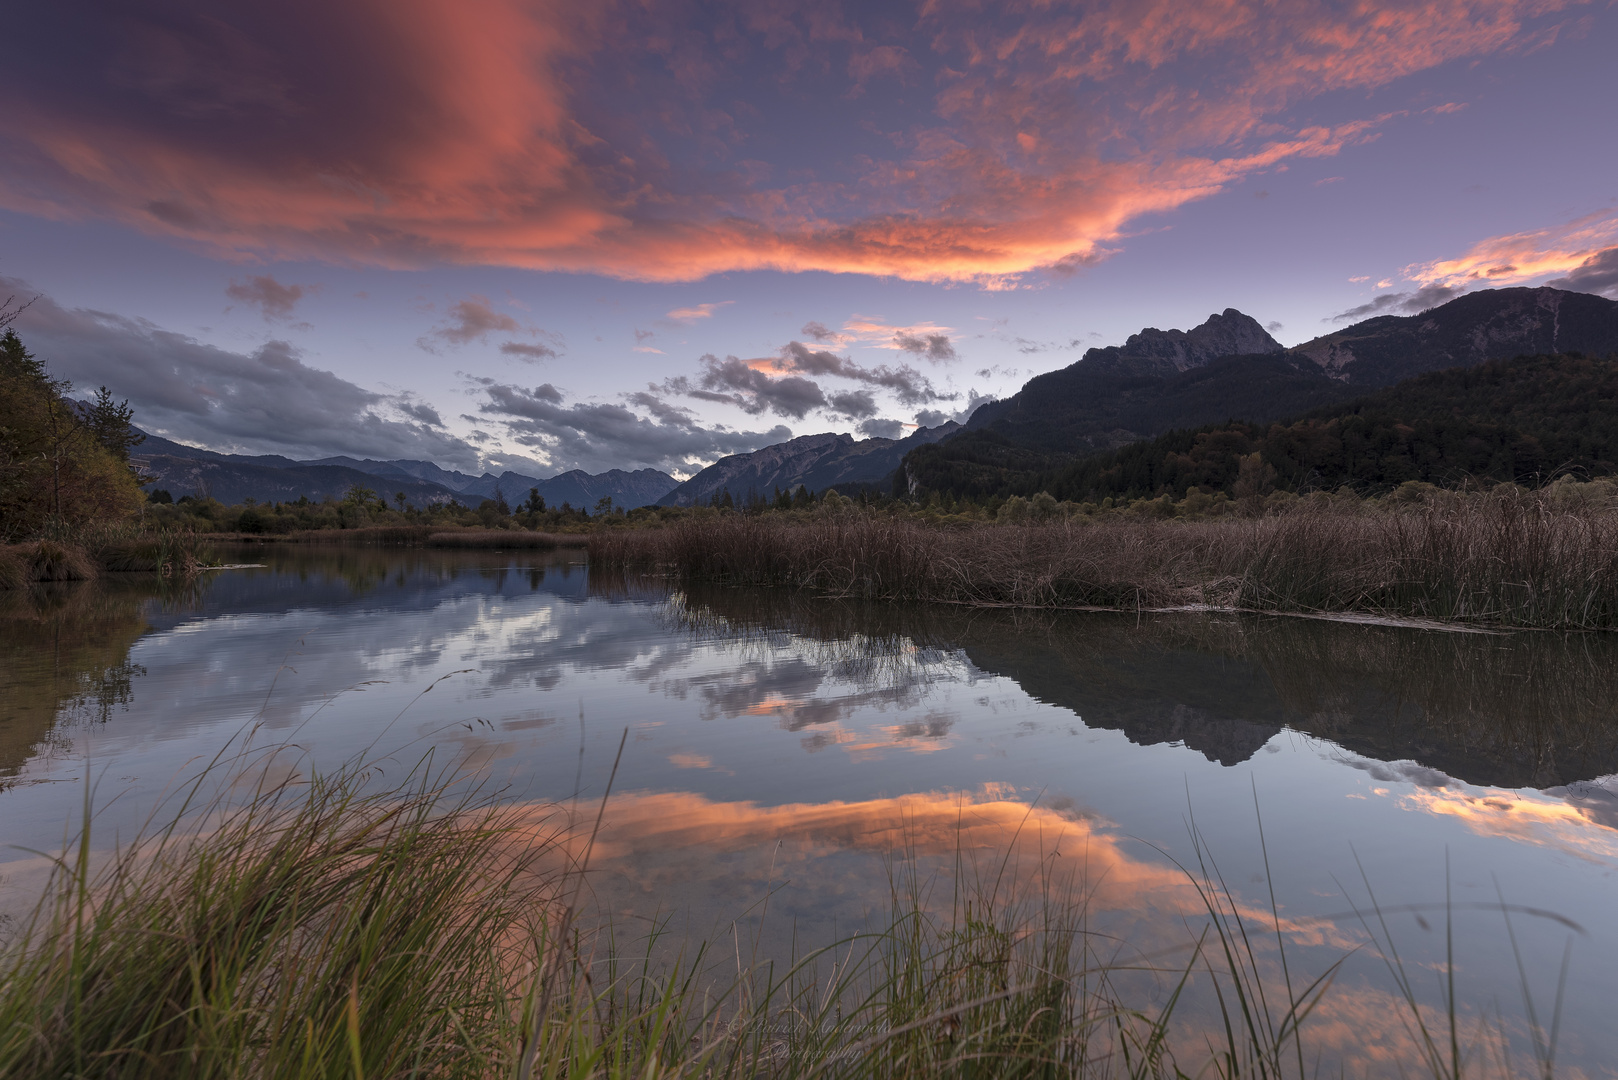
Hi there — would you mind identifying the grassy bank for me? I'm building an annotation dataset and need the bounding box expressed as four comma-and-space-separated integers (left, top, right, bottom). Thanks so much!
0, 525, 589, 588
589, 489, 1618, 630
0, 747, 1567, 1079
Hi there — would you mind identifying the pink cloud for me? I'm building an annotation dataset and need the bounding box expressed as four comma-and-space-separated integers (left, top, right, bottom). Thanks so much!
1406, 211, 1618, 290
0, 0, 1586, 284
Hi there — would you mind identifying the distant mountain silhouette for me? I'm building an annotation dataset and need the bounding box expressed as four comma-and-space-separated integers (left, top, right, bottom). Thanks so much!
133, 432, 676, 508
903, 287, 1618, 498
658, 423, 959, 507
1292, 286, 1618, 384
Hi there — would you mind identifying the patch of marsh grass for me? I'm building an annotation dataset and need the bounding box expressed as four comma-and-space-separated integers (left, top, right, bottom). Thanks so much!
589, 490, 1618, 629
0, 742, 1579, 1079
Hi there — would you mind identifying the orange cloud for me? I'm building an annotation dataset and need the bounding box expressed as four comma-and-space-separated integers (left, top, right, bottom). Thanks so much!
1395, 785, 1618, 864
1406, 211, 1618, 289
0, 0, 1586, 284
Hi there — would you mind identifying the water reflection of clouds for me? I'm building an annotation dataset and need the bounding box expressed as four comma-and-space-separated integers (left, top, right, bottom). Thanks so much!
520, 789, 1477, 1073
1395, 783, 1618, 865
650, 614, 975, 743
1332, 751, 1618, 864
1338, 757, 1455, 789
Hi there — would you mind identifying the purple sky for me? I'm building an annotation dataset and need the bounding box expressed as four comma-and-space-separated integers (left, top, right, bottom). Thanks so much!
2, 0, 1615, 477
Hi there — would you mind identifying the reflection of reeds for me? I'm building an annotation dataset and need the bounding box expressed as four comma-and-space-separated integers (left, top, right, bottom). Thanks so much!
588, 494, 1618, 630
0, 744, 1575, 1078
427, 530, 585, 549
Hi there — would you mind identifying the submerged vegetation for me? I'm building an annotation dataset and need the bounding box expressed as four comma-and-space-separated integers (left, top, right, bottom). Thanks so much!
0, 742, 1580, 1079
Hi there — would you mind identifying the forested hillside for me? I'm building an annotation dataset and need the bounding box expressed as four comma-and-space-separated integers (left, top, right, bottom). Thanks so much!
1041, 352, 1618, 502
902, 287, 1618, 500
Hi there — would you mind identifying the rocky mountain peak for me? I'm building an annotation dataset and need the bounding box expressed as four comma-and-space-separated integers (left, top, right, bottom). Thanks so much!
1082, 308, 1283, 375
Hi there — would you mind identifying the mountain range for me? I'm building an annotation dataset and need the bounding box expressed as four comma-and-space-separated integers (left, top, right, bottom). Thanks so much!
657, 423, 959, 507
902, 286, 1618, 498
133, 432, 677, 509
127, 285, 1618, 510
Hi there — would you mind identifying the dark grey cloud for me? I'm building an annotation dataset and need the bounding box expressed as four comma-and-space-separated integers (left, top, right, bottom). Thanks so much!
857, 418, 905, 439
1331, 284, 1461, 322
480, 381, 791, 474
224, 274, 317, 320
1265, 320, 1283, 333
893, 332, 956, 361
5, 276, 482, 468
677, 354, 829, 420
398, 400, 444, 426
776, 341, 955, 407
1547, 246, 1618, 298
827, 389, 878, 419
500, 341, 559, 361
914, 389, 994, 429
801, 320, 836, 342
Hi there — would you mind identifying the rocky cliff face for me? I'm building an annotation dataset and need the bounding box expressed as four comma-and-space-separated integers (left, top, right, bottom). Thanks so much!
1081, 308, 1284, 376
659, 424, 959, 506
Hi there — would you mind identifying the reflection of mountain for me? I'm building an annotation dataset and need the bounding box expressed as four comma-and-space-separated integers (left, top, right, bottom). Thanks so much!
671, 588, 1618, 788
0, 583, 154, 782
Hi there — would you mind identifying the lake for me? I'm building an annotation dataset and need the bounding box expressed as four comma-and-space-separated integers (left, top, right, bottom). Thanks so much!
2, 545, 1616, 1075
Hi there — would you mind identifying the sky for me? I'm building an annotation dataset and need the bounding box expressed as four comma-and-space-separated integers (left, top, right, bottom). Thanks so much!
1, 0, 1616, 479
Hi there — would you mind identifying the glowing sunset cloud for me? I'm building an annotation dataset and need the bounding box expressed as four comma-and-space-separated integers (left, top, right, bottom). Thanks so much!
0, 0, 1589, 285
1406, 211, 1618, 290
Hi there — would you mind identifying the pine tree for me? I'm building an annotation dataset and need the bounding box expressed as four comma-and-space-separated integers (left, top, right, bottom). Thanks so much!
0, 329, 142, 538
85, 386, 145, 463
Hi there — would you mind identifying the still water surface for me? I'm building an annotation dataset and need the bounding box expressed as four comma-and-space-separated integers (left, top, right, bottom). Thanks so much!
2, 546, 1616, 1074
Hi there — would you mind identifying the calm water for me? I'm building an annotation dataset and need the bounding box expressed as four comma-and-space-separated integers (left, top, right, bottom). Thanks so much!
2, 546, 1616, 1075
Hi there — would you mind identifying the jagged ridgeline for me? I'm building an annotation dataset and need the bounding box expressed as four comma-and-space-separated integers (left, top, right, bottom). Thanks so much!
657, 423, 960, 508
132, 432, 678, 509
902, 286, 1618, 499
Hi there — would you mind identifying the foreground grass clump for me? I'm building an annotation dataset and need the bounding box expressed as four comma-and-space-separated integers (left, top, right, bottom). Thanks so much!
0, 743, 1574, 1079
0, 759, 562, 1078
589, 489, 1618, 629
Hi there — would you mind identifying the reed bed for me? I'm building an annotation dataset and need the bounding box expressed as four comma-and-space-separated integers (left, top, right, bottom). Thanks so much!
0, 741, 1572, 1079
0, 539, 99, 585
588, 494, 1618, 630
285, 523, 445, 545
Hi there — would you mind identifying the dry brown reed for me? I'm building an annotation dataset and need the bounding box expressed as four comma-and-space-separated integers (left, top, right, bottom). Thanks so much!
0, 540, 99, 584
0, 545, 24, 590
588, 492, 1618, 630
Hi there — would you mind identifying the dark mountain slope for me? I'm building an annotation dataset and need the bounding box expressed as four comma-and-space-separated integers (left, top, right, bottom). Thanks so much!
903, 287, 1618, 499
135, 452, 463, 507
904, 353, 1356, 498
1292, 286, 1618, 384
1046, 352, 1618, 502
